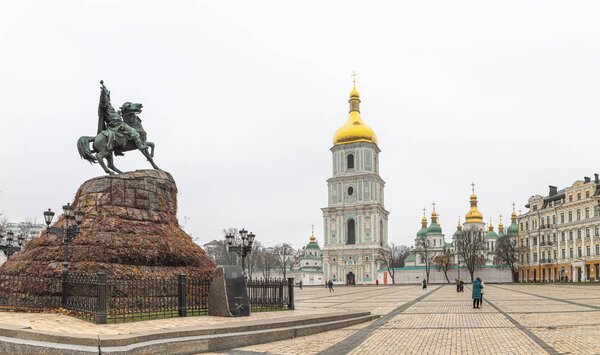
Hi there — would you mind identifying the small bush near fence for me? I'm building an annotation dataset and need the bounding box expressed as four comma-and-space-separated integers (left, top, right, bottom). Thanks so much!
0, 273, 293, 323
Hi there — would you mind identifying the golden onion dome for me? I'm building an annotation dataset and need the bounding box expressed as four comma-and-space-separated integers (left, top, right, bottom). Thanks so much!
465, 192, 484, 223
333, 84, 378, 146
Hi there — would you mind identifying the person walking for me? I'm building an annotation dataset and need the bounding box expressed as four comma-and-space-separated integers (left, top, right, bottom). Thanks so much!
472, 277, 484, 308
328, 280, 334, 292
376, 279, 379, 286
456, 278, 460, 292
460, 279, 464, 292
299, 280, 303, 290
422, 279, 427, 289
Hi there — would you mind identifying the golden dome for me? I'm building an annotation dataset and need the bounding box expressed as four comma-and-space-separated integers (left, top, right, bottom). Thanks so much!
332, 84, 378, 146
309, 234, 316, 243
421, 215, 427, 227
465, 192, 484, 223
350, 84, 360, 98
457, 217, 462, 231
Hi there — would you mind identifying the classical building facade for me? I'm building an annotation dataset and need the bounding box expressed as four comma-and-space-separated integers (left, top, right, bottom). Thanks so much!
517, 175, 600, 282
321, 82, 390, 285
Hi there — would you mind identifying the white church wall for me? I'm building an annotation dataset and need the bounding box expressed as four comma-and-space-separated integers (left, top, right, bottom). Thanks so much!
377, 266, 513, 284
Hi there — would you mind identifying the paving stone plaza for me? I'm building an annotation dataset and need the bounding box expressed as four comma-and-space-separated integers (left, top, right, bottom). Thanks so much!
215, 284, 600, 355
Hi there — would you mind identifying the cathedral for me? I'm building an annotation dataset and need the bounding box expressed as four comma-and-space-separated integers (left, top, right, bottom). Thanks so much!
405, 186, 519, 268
321, 81, 390, 285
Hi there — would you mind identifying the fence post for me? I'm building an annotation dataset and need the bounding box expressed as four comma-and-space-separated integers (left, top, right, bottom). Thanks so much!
178, 274, 187, 317
96, 273, 107, 324
61, 269, 68, 307
287, 277, 295, 310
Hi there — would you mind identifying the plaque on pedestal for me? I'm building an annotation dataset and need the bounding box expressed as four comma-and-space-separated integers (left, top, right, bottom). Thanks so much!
208, 266, 250, 317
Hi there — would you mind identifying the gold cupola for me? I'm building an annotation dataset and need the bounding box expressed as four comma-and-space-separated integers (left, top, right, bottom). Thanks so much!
332, 75, 378, 146
465, 183, 484, 223
498, 215, 504, 233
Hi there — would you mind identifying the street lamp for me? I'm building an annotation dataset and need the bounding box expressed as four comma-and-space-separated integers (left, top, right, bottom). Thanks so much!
226, 228, 255, 276
1, 231, 22, 259
44, 203, 85, 274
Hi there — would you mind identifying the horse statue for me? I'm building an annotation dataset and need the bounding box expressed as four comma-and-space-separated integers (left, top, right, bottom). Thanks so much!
77, 81, 160, 175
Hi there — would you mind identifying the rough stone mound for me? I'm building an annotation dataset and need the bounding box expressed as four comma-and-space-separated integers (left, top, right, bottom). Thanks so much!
1, 170, 215, 278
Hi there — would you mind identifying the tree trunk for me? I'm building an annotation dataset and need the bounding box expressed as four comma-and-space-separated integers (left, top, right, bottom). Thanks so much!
443, 270, 450, 284
469, 269, 474, 283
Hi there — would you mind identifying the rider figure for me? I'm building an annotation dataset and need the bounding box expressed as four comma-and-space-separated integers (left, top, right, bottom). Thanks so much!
97, 81, 148, 151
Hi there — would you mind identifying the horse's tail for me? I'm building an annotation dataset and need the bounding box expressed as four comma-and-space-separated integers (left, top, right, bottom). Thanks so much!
77, 136, 97, 164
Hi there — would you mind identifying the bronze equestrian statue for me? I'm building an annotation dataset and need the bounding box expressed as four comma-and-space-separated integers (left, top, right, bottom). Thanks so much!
77, 81, 160, 175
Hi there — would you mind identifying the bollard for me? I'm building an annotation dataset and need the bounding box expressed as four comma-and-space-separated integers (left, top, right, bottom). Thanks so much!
96, 273, 107, 324
178, 274, 187, 317
287, 277, 295, 310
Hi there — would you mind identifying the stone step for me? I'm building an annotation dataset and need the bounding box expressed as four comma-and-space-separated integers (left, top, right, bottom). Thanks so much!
0, 311, 379, 354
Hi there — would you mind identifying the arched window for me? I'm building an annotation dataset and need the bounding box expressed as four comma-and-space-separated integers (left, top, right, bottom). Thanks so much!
347, 154, 354, 169
379, 220, 383, 242
347, 219, 356, 244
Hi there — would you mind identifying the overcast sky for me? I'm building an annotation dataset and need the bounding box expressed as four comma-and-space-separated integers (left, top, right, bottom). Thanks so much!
1, 1, 600, 249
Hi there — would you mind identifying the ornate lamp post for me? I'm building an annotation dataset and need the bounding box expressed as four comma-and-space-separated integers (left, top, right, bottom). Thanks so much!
1, 231, 23, 259
43, 203, 85, 274
226, 228, 255, 276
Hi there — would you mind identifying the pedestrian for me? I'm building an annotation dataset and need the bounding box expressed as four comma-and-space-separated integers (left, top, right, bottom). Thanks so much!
299, 280, 303, 290
422, 279, 427, 289
472, 277, 484, 309
376, 279, 379, 286
352, 279, 355, 286
460, 279, 464, 292
456, 278, 460, 292
328, 280, 334, 292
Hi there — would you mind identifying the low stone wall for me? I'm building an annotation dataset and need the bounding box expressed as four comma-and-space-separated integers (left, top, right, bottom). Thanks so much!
377, 266, 514, 284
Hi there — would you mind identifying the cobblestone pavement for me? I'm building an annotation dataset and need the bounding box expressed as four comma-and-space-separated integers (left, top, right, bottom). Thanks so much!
215, 283, 600, 355
0, 307, 334, 335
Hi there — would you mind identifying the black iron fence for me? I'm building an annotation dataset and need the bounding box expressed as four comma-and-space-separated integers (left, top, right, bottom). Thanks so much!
0, 274, 61, 312
247, 277, 294, 312
0, 273, 293, 323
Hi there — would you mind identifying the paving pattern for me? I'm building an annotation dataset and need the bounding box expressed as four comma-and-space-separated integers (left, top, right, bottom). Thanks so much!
215, 283, 600, 355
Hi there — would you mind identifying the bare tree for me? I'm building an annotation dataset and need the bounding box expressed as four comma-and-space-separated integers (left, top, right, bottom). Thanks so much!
434, 247, 454, 283
245, 240, 262, 277
455, 226, 487, 282
396, 245, 411, 268
375, 243, 410, 284
274, 243, 295, 279
415, 238, 436, 284
495, 235, 519, 282
257, 247, 278, 278
0, 213, 9, 235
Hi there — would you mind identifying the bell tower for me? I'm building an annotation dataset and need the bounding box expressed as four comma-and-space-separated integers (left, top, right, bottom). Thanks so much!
321, 76, 390, 284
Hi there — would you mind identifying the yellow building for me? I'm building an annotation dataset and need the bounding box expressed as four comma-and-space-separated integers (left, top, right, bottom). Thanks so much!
517, 174, 600, 282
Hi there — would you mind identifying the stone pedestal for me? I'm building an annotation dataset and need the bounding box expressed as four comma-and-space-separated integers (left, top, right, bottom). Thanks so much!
208, 266, 250, 317
1, 170, 215, 278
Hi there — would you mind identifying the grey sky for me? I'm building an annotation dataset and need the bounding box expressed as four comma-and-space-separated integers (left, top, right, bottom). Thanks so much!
1, 1, 600, 249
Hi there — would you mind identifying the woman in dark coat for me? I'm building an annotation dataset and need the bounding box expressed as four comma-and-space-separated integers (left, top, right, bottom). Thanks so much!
472, 277, 484, 308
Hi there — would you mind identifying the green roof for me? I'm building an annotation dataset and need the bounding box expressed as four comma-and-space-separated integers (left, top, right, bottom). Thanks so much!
484, 229, 498, 239
453, 229, 464, 238
497, 230, 505, 238
427, 222, 442, 235
404, 253, 416, 262
506, 222, 518, 236
416, 226, 428, 238
306, 241, 320, 250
